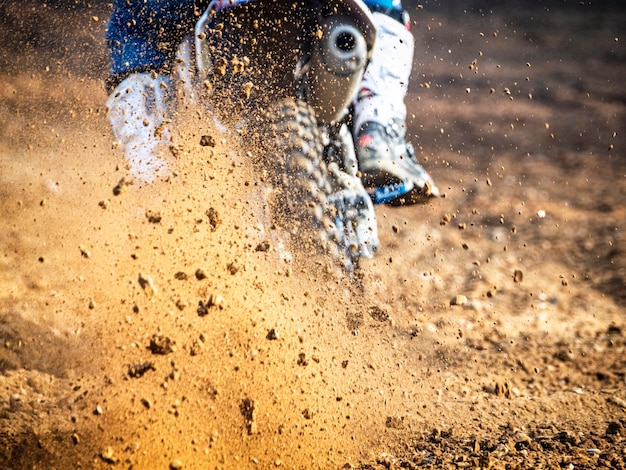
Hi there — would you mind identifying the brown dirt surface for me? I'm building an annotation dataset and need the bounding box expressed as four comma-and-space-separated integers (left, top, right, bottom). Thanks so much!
1, 1, 625, 469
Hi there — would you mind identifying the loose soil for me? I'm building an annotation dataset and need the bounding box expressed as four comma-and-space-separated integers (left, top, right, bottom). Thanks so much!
0, 1, 625, 469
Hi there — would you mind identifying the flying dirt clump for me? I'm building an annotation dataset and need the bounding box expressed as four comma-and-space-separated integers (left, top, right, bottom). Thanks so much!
138, 272, 158, 297
240, 397, 258, 435
146, 209, 162, 223
205, 207, 221, 231
197, 293, 224, 316
112, 177, 133, 195
128, 361, 156, 378
148, 334, 176, 355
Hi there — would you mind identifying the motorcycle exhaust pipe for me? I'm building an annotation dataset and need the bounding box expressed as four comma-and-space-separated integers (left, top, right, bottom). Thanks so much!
308, 17, 369, 124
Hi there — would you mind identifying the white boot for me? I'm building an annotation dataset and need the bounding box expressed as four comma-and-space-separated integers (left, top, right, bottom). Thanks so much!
353, 12, 413, 132
353, 12, 439, 205
107, 73, 174, 183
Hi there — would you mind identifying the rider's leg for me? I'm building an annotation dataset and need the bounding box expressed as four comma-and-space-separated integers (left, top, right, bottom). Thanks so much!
355, 3, 439, 205
105, 1, 200, 182
107, 72, 174, 183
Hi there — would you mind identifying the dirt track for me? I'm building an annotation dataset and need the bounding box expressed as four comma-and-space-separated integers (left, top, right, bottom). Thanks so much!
1, 1, 625, 469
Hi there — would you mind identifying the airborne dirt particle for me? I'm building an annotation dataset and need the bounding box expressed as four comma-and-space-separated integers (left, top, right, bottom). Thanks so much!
148, 334, 176, 355
606, 421, 622, 436
79, 245, 91, 258
450, 294, 468, 306
241, 81, 254, 100
128, 361, 156, 378
255, 240, 271, 252
240, 397, 257, 435
226, 260, 241, 275
197, 293, 224, 316
607, 324, 622, 336
368, 306, 389, 322
99, 447, 118, 464
200, 134, 216, 147
145, 210, 162, 223
197, 301, 210, 317
112, 177, 132, 196
190, 338, 204, 356
169, 460, 184, 470
205, 207, 221, 231
138, 273, 158, 297
297, 353, 308, 366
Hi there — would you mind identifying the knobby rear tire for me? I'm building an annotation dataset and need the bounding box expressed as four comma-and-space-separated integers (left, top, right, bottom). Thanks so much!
261, 98, 353, 269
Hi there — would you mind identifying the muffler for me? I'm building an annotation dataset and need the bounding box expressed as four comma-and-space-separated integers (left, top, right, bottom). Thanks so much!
308, 17, 369, 124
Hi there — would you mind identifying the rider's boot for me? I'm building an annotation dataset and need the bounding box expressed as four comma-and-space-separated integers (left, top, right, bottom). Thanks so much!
353, 11, 439, 206
107, 72, 174, 183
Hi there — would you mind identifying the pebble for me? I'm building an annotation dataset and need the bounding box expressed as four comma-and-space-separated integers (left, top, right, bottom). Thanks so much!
205, 207, 221, 231
240, 397, 257, 435
112, 177, 132, 196
138, 273, 158, 297
145, 210, 162, 223
170, 459, 183, 470
209, 293, 224, 309
9, 393, 21, 410
200, 135, 216, 147
149, 334, 176, 355
255, 240, 271, 252
451, 295, 468, 306
99, 446, 118, 464
79, 245, 91, 258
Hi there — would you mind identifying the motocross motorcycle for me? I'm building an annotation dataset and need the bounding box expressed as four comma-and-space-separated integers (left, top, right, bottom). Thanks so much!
185, 0, 381, 270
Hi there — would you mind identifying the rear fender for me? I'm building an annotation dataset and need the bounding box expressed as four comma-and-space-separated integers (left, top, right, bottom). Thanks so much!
194, 0, 377, 123
195, 0, 376, 63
